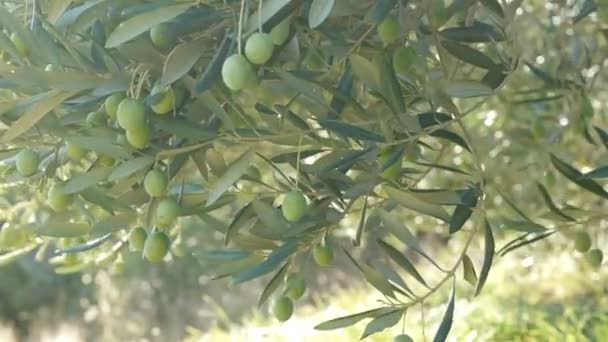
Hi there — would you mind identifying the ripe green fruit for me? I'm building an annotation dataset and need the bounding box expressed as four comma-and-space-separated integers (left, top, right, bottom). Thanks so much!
126, 124, 151, 149
154, 197, 180, 227
285, 275, 306, 300
86, 111, 107, 128
129, 226, 147, 252
281, 191, 307, 222
144, 169, 168, 197
47, 183, 73, 212
585, 249, 603, 268
66, 143, 87, 161
245, 33, 274, 64
105, 93, 125, 120
313, 244, 334, 267
272, 296, 294, 322
378, 149, 401, 180
149, 23, 174, 50
378, 15, 399, 44
150, 86, 175, 114
143, 231, 170, 262
393, 46, 416, 75
270, 18, 290, 45
16, 149, 39, 176
221, 54, 255, 91
116, 98, 147, 130
393, 334, 414, 342
10, 32, 28, 57
574, 232, 591, 253
98, 154, 115, 167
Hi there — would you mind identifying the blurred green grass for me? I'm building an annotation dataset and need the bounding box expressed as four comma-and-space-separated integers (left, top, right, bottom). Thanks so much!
187, 251, 607, 342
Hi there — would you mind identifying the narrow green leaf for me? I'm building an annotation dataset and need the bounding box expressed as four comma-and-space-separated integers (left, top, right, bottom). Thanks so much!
225, 202, 255, 246
377, 51, 405, 114
429, 129, 471, 152
2, 91, 76, 142
91, 213, 137, 235
474, 220, 495, 296
353, 197, 368, 246
462, 254, 478, 286
441, 40, 497, 70
232, 240, 298, 284
258, 263, 289, 306
30, 221, 91, 238
440, 22, 505, 43
583, 165, 608, 179
108, 156, 154, 182
378, 239, 428, 287
498, 230, 556, 256
315, 307, 395, 330
361, 308, 405, 339
54, 233, 112, 255
65, 135, 130, 159
309, 0, 335, 28
64, 167, 112, 194
433, 282, 455, 342
550, 154, 608, 200
370, 0, 398, 24
443, 81, 493, 98
105, 4, 193, 48
449, 186, 480, 234
535, 182, 576, 221
344, 249, 395, 299
384, 186, 450, 222
480, 0, 505, 17
207, 150, 254, 206
252, 200, 289, 236
500, 219, 547, 233
319, 119, 384, 142
161, 38, 206, 86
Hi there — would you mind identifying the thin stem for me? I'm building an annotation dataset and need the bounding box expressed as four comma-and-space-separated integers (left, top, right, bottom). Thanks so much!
237, 0, 246, 54
258, 0, 263, 32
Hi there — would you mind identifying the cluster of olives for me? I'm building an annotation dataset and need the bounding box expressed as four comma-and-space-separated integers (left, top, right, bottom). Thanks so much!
272, 273, 307, 322
281, 190, 335, 267
573, 232, 604, 268
221, 19, 290, 91
126, 168, 180, 262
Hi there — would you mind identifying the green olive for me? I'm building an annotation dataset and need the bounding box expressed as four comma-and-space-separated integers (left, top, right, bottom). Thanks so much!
378, 15, 399, 45
281, 191, 307, 222
585, 249, 603, 268
144, 169, 168, 197
66, 143, 87, 161
272, 296, 294, 322
221, 54, 255, 91
98, 154, 116, 167
245, 33, 274, 65
129, 226, 147, 252
313, 244, 334, 267
154, 197, 180, 228
10, 32, 28, 57
378, 149, 401, 180
86, 111, 107, 128
143, 231, 170, 262
16, 149, 39, 176
149, 23, 174, 50
393, 46, 416, 75
285, 274, 306, 300
393, 334, 414, 342
104, 93, 126, 120
573, 232, 591, 253
126, 124, 151, 150
150, 85, 175, 115
116, 98, 147, 131
47, 183, 73, 212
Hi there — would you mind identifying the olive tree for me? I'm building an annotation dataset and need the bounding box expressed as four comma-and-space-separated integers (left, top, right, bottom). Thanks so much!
0, 0, 606, 340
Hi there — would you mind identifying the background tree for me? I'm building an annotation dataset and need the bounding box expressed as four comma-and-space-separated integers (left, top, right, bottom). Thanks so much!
0, 0, 606, 340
